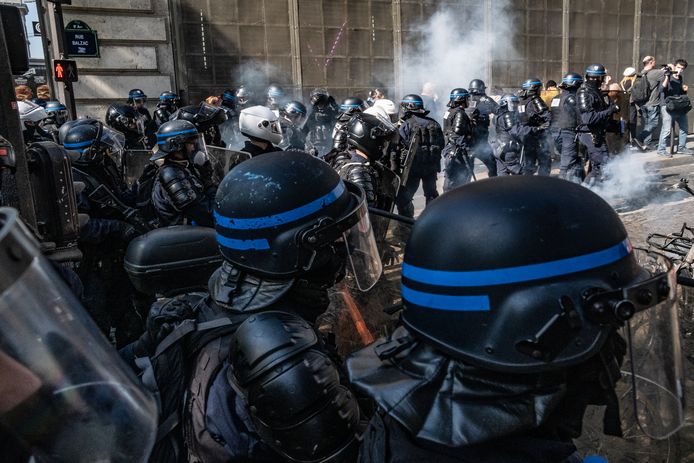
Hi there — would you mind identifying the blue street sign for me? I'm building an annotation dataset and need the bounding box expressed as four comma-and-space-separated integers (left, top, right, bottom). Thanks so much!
65, 20, 99, 58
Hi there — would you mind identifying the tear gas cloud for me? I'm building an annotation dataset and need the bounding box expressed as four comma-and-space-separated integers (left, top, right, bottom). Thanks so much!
397, 1, 518, 115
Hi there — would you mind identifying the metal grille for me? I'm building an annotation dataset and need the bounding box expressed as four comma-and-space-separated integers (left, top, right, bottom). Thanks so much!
173, 0, 694, 112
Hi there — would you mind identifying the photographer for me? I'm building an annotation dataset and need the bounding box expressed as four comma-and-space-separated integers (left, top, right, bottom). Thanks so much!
657, 59, 693, 156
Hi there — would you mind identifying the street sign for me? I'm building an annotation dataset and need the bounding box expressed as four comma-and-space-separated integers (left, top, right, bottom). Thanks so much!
53, 59, 78, 82
64, 20, 99, 58
32, 21, 41, 36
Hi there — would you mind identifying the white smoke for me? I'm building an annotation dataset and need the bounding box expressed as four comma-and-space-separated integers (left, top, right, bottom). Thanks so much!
589, 152, 658, 205
397, 2, 517, 119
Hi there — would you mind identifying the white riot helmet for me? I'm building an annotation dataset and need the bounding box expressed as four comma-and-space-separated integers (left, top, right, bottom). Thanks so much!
239, 105, 283, 145
373, 98, 399, 123
363, 105, 389, 121
18, 100, 48, 130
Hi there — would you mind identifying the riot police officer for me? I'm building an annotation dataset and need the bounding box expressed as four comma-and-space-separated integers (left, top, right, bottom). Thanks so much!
124, 152, 381, 462
279, 100, 308, 151
468, 79, 499, 177
153, 91, 180, 127
238, 105, 283, 157
442, 88, 476, 191
494, 94, 534, 176
64, 120, 144, 345
347, 175, 684, 462
127, 88, 157, 147
395, 94, 445, 218
305, 87, 340, 157
17, 100, 53, 145
577, 64, 620, 185
43, 100, 69, 127
106, 103, 149, 149
553, 73, 584, 183
518, 77, 552, 175
332, 96, 366, 152
329, 111, 397, 208
150, 120, 216, 227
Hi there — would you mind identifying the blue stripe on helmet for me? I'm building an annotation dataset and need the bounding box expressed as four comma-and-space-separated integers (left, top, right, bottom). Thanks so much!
64, 139, 96, 149
403, 239, 631, 287
215, 181, 346, 230
522, 81, 543, 88
156, 128, 198, 139
401, 99, 423, 105
216, 234, 270, 250
341, 104, 361, 109
401, 285, 491, 311
450, 93, 468, 97
160, 94, 177, 100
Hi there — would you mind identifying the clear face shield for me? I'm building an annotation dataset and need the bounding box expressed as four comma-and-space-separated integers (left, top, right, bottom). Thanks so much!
505, 98, 520, 113
0, 209, 157, 462
132, 97, 147, 109
616, 250, 685, 440
301, 182, 383, 292
184, 133, 211, 167
118, 113, 146, 136
285, 110, 308, 129
47, 109, 68, 126
100, 126, 127, 167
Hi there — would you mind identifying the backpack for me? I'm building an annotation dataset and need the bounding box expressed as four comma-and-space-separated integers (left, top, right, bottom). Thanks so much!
410, 117, 444, 165
631, 70, 653, 106
135, 294, 242, 463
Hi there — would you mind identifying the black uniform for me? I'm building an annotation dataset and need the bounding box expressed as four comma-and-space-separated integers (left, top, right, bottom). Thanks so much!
576, 82, 615, 184
305, 100, 339, 157
153, 106, 174, 127
442, 106, 475, 191
518, 95, 551, 175
151, 161, 215, 227
395, 112, 444, 218
493, 107, 534, 176
134, 106, 157, 148
240, 140, 282, 158
468, 94, 499, 176
279, 120, 307, 151
330, 151, 378, 207
552, 90, 583, 182
332, 113, 352, 152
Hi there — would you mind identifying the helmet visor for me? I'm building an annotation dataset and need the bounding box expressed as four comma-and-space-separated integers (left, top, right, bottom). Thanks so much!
618, 249, 684, 440
342, 200, 383, 292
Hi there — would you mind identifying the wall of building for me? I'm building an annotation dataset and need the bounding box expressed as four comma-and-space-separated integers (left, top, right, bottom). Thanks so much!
42, 0, 177, 119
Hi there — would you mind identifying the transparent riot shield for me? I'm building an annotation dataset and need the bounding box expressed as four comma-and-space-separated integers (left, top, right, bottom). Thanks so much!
206, 146, 251, 176
0, 208, 157, 462
326, 209, 414, 357
123, 149, 153, 187
617, 250, 685, 441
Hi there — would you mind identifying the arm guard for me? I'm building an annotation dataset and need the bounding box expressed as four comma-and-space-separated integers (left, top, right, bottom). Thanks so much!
229, 311, 360, 463
159, 165, 198, 211
452, 110, 473, 139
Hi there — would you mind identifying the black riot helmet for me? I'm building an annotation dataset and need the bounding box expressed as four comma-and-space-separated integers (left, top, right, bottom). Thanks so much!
497, 94, 520, 112
447, 88, 470, 108
63, 120, 126, 166
58, 117, 94, 145
106, 103, 145, 137
158, 91, 180, 109
172, 103, 227, 131
559, 72, 584, 90
221, 89, 237, 109
346, 112, 397, 161
310, 87, 330, 106
265, 84, 285, 110
400, 94, 425, 113
151, 119, 201, 161
585, 63, 608, 85
520, 77, 543, 97
340, 97, 366, 115
235, 85, 254, 108
44, 101, 69, 127
214, 151, 383, 290
468, 79, 487, 96
282, 100, 308, 128
401, 176, 667, 373
127, 88, 148, 107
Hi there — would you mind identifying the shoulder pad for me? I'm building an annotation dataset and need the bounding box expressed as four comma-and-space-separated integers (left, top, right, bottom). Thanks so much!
531, 96, 549, 113
230, 311, 317, 385
501, 112, 515, 130
566, 94, 576, 106
576, 89, 593, 112
159, 164, 187, 183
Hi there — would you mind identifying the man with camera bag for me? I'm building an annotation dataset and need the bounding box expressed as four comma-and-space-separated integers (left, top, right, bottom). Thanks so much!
658, 59, 693, 156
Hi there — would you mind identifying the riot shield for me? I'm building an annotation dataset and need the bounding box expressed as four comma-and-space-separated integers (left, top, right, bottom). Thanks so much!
375, 162, 400, 214
328, 209, 414, 357
123, 149, 152, 187
0, 208, 157, 462
206, 146, 251, 180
